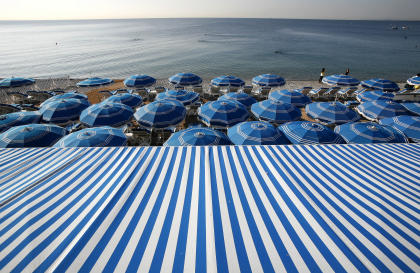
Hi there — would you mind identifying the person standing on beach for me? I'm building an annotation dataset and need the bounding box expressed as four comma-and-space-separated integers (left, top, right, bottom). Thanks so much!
319, 68, 326, 83
345, 68, 350, 75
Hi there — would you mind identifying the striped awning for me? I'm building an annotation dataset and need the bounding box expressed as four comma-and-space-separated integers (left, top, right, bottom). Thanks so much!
0, 144, 419, 272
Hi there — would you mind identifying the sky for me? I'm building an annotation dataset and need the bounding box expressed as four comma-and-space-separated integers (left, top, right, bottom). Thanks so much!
2, 0, 420, 21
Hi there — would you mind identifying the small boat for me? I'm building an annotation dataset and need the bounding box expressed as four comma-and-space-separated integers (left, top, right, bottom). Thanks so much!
402, 26, 409, 30
391, 26, 398, 30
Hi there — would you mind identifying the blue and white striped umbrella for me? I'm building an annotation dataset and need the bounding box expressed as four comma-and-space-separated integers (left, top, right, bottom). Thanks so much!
357, 100, 411, 120
360, 78, 400, 92
156, 89, 200, 106
228, 121, 290, 145
402, 102, 420, 116
198, 100, 249, 128
134, 100, 186, 129
54, 127, 127, 147
169, 73, 202, 86
0, 124, 66, 147
164, 127, 232, 146
356, 90, 395, 102
0, 111, 42, 133
407, 75, 420, 85
0, 77, 35, 88
268, 89, 311, 107
211, 75, 245, 87
40, 99, 90, 124
77, 77, 113, 87
306, 102, 360, 125
252, 74, 286, 87
379, 115, 420, 143
251, 100, 301, 123
335, 122, 408, 144
41, 92, 88, 107
279, 121, 345, 144
322, 74, 360, 86
105, 93, 143, 108
124, 74, 156, 88
218, 92, 257, 109
80, 102, 134, 127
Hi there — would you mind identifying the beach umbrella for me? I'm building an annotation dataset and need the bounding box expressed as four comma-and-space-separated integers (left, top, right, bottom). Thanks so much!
252, 74, 286, 87
360, 78, 400, 92
156, 89, 200, 106
211, 75, 245, 87
0, 111, 42, 133
251, 99, 301, 123
124, 74, 156, 88
357, 100, 411, 121
198, 100, 249, 128
0, 77, 35, 88
80, 102, 134, 127
105, 93, 143, 108
379, 115, 420, 143
54, 126, 127, 147
335, 122, 408, 144
164, 127, 231, 146
268, 89, 311, 107
77, 77, 113, 87
279, 121, 345, 145
306, 102, 360, 125
218, 92, 257, 109
40, 98, 90, 124
134, 100, 186, 129
322, 74, 360, 86
169, 73, 202, 86
41, 92, 88, 107
407, 75, 420, 86
0, 124, 66, 148
227, 121, 290, 145
402, 102, 420, 116
356, 90, 395, 102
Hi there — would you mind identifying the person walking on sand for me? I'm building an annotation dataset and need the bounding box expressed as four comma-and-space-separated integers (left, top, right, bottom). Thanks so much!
345, 68, 350, 75
319, 68, 326, 83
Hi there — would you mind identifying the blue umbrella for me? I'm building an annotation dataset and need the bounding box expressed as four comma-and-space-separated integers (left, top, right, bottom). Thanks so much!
335, 122, 408, 144
41, 92, 88, 107
169, 73, 202, 86
0, 124, 66, 147
251, 99, 301, 123
268, 89, 311, 107
357, 100, 411, 120
81, 102, 134, 127
402, 102, 420, 116
211, 75, 245, 87
228, 121, 290, 145
279, 121, 345, 145
252, 74, 286, 87
40, 99, 90, 124
54, 127, 127, 147
322, 74, 360, 86
164, 127, 231, 146
198, 100, 249, 128
0, 77, 35, 88
77, 77, 113, 87
360, 78, 400, 92
105, 93, 143, 108
0, 111, 42, 133
156, 89, 200, 106
306, 102, 360, 125
134, 100, 186, 129
218, 92, 257, 109
379, 115, 420, 143
407, 75, 420, 86
124, 75, 156, 88
356, 90, 395, 102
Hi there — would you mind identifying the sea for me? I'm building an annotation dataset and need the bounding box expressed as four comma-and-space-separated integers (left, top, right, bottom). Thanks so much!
0, 18, 419, 81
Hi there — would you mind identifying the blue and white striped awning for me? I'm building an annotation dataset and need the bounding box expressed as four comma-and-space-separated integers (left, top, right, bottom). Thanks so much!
0, 144, 419, 272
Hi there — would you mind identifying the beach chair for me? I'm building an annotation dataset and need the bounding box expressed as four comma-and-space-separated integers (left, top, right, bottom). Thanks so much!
242, 85, 253, 94
323, 87, 341, 100
148, 90, 157, 101
135, 88, 149, 100
155, 86, 166, 93
295, 87, 313, 95
309, 87, 329, 98
0, 104, 20, 114
7, 92, 30, 104
193, 85, 203, 94
338, 87, 358, 98
206, 85, 220, 99
253, 86, 271, 99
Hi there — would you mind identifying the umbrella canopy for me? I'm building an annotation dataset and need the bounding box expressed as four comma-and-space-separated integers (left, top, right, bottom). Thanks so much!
164, 127, 231, 146
77, 77, 113, 87
360, 78, 400, 92
218, 92, 257, 109
402, 102, 420, 116
169, 73, 202, 86
306, 102, 360, 125
252, 74, 286, 87
322, 74, 360, 86
357, 100, 411, 121
0, 124, 66, 147
227, 121, 290, 145
124, 74, 156, 88
40, 92, 88, 107
80, 102, 134, 127
356, 90, 395, 102
379, 115, 420, 143
105, 93, 143, 108
156, 89, 200, 106
279, 121, 345, 145
198, 100, 249, 128
251, 99, 301, 123
0, 111, 42, 133
0, 77, 35, 88
211, 75, 245, 87
268, 89, 311, 107
407, 75, 420, 86
54, 127, 127, 147
335, 122, 408, 144
134, 100, 186, 129
40, 98, 90, 124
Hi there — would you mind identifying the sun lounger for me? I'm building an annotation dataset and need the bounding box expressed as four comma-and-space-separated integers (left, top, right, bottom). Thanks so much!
242, 85, 253, 94
323, 87, 341, 99
337, 87, 358, 98
193, 85, 203, 94
155, 86, 166, 93
309, 87, 329, 98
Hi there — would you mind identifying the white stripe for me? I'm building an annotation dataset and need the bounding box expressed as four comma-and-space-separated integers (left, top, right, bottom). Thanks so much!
205, 147, 217, 273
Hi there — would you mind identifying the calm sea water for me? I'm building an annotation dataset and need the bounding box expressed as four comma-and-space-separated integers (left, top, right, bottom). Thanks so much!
0, 18, 419, 81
